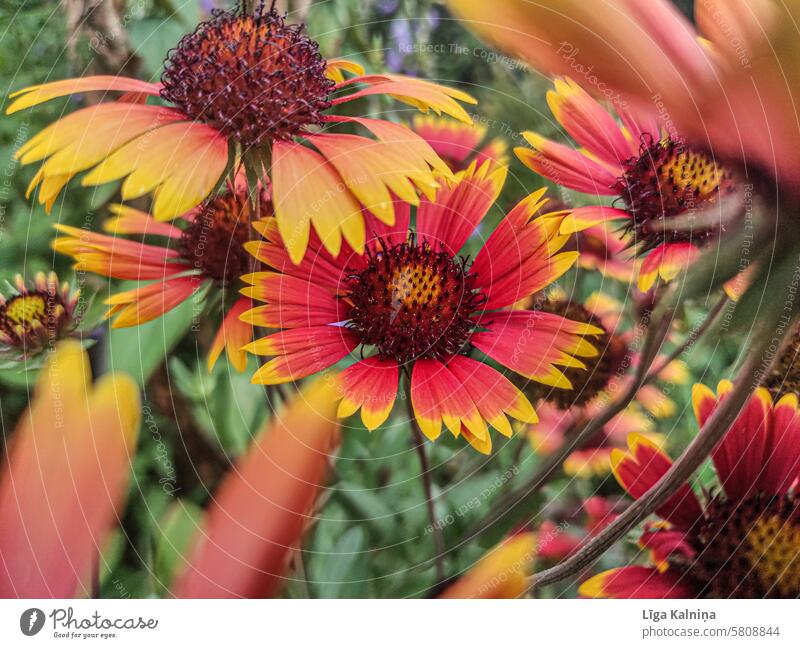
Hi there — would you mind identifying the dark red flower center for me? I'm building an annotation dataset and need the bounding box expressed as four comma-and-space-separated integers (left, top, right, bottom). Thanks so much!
614, 136, 737, 253
179, 191, 263, 284
345, 240, 483, 363
160, 3, 334, 149
690, 493, 800, 598
526, 299, 621, 409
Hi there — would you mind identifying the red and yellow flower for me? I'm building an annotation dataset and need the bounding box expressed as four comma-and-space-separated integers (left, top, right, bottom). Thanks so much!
242, 161, 603, 453
0, 272, 82, 360
447, 0, 799, 197
515, 77, 739, 292
8, 3, 475, 263
411, 114, 508, 172
52, 184, 258, 371
581, 382, 800, 598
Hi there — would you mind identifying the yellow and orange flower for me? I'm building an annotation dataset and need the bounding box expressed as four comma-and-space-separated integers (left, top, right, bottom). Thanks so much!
515, 78, 739, 292
0, 272, 82, 360
411, 114, 508, 172
242, 161, 603, 453
9, 3, 476, 263
0, 341, 140, 597
52, 184, 258, 371
581, 383, 800, 599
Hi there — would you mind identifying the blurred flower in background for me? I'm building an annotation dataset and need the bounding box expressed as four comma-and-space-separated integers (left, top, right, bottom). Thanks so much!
52, 181, 260, 372
411, 114, 508, 172
174, 374, 342, 598
0, 272, 83, 362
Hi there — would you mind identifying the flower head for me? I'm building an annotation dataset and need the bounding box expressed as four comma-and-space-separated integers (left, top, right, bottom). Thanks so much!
581, 383, 800, 598
242, 162, 603, 452
447, 0, 799, 196
8, 2, 476, 263
161, 4, 333, 147
516, 78, 740, 292
0, 272, 81, 360
53, 185, 259, 371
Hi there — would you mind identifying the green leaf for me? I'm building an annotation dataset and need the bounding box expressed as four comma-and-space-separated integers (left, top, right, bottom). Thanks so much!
107, 285, 201, 386
336, 480, 396, 538
153, 500, 204, 595
129, 18, 188, 77
207, 358, 267, 455
311, 526, 367, 598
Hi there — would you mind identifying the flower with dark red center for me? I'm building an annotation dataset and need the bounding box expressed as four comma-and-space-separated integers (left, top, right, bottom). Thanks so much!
161, 5, 333, 148
9, 1, 476, 263
516, 77, 745, 293
580, 383, 800, 598
242, 163, 603, 453
614, 135, 737, 252
524, 292, 686, 477
52, 184, 265, 372
0, 273, 81, 360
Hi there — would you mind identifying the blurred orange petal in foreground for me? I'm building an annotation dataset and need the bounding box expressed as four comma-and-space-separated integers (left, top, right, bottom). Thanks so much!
0, 341, 140, 598
447, 0, 799, 194
173, 376, 341, 598
439, 533, 537, 599
446, 0, 715, 114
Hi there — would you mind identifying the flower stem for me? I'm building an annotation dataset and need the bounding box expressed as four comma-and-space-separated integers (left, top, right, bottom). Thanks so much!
529, 330, 777, 591
463, 304, 674, 542
405, 377, 446, 583
646, 293, 728, 381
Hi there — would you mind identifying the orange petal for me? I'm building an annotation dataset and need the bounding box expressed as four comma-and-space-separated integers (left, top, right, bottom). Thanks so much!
638, 243, 700, 292
326, 58, 365, 83
0, 341, 140, 597
439, 533, 537, 598
7, 75, 162, 114
207, 297, 253, 373
173, 375, 341, 598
